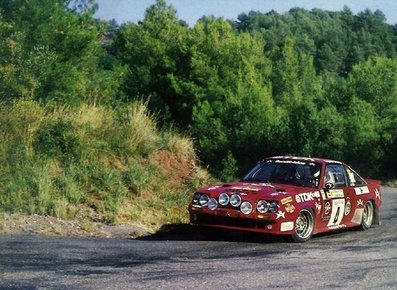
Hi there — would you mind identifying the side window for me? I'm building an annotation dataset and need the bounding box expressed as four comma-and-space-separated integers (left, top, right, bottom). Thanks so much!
345, 166, 366, 187
325, 164, 347, 188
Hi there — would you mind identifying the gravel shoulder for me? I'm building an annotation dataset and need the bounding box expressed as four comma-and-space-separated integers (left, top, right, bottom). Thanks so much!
0, 212, 149, 239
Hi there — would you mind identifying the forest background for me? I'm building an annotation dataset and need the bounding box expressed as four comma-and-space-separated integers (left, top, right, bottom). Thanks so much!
1, 0, 396, 229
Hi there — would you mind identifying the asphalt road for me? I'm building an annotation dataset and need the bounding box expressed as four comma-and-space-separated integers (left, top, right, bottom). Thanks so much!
1, 187, 396, 290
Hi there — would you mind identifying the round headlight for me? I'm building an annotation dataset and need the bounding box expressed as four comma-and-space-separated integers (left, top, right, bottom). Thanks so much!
208, 198, 218, 211
241, 201, 253, 215
218, 193, 230, 206
269, 201, 278, 213
193, 194, 201, 205
230, 194, 242, 207
199, 194, 209, 206
257, 200, 270, 213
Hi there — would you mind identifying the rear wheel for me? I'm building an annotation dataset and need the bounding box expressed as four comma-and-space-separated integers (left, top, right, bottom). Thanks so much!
360, 201, 374, 230
291, 209, 315, 243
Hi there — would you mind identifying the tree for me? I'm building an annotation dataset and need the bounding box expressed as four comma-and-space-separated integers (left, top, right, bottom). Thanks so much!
270, 37, 330, 156
343, 97, 381, 174
233, 7, 397, 77
0, 0, 122, 105
347, 56, 397, 175
186, 18, 277, 175
113, 0, 191, 121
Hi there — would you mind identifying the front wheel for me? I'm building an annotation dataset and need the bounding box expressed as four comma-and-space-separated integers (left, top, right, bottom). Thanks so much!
360, 201, 374, 230
291, 209, 315, 243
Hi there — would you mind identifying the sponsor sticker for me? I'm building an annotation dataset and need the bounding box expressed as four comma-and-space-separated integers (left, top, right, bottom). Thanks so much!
250, 183, 274, 188
281, 196, 293, 205
348, 172, 355, 184
315, 202, 322, 214
276, 210, 286, 220
326, 189, 344, 199
354, 186, 369, 195
352, 208, 364, 224
327, 224, 347, 230
375, 189, 381, 199
285, 203, 295, 213
295, 191, 320, 203
231, 186, 261, 192
324, 201, 331, 215
327, 199, 345, 227
275, 160, 306, 165
344, 199, 351, 216
280, 221, 294, 232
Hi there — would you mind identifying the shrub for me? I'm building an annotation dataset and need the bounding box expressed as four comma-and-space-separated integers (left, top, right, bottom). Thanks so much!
34, 119, 81, 163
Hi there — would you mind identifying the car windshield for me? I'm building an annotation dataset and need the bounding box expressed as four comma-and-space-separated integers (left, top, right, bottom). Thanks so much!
242, 159, 322, 188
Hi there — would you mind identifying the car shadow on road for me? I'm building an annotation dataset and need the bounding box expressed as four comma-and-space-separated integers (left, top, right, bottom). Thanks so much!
137, 223, 288, 243
137, 223, 364, 244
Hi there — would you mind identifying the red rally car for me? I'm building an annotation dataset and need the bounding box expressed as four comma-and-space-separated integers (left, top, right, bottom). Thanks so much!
189, 156, 382, 242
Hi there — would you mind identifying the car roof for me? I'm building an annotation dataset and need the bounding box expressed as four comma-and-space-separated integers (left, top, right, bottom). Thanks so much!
267, 156, 343, 164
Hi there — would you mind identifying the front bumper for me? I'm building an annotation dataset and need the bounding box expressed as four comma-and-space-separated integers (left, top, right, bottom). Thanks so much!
189, 206, 294, 235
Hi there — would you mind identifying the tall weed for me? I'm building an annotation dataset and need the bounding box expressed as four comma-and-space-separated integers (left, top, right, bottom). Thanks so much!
0, 99, 44, 157
123, 102, 159, 156
166, 134, 196, 162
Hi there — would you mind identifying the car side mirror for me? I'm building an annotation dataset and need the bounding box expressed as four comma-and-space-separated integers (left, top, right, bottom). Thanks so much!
324, 182, 334, 190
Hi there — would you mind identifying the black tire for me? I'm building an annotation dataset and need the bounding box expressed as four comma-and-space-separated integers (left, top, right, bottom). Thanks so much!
360, 201, 374, 230
291, 209, 315, 243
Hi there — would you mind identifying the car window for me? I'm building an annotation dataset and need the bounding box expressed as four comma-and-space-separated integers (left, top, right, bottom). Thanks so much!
325, 164, 347, 188
345, 166, 366, 187
242, 159, 321, 188
246, 162, 276, 181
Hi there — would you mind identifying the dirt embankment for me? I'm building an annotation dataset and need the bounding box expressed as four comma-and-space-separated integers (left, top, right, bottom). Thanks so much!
0, 150, 205, 239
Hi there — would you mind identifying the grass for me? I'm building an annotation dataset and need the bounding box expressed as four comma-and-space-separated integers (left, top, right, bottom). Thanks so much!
0, 99, 213, 231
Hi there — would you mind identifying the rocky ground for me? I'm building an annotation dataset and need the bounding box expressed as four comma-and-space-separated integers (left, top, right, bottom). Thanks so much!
0, 212, 149, 239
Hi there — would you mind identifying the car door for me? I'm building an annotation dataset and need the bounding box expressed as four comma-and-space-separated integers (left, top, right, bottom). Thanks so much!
342, 165, 369, 226
321, 163, 348, 229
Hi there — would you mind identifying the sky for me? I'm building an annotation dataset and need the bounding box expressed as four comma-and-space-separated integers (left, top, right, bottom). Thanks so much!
95, 0, 397, 26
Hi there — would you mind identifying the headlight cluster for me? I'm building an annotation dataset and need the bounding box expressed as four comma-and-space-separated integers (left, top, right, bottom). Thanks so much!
230, 194, 242, 207
192, 193, 278, 215
257, 200, 278, 213
207, 198, 218, 210
199, 194, 209, 206
193, 194, 217, 210
240, 201, 253, 215
218, 193, 230, 206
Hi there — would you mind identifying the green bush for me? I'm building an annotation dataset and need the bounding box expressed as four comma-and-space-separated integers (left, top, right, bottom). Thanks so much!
34, 119, 81, 163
